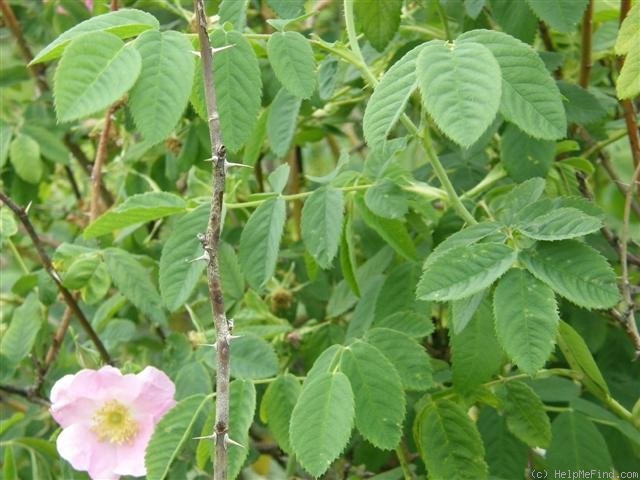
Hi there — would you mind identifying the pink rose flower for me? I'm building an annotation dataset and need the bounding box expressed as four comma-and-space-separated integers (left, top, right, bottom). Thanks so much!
50, 365, 176, 480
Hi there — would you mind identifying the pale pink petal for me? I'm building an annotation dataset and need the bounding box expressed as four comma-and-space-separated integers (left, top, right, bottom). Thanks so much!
130, 366, 176, 421
50, 397, 96, 428
57, 423, 118, 479
113, 417, 154, 477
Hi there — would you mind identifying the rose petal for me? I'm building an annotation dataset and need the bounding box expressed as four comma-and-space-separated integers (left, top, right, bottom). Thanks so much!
130, 366, 176, 421
56, 423, 118, 480
113, 417, 154, 477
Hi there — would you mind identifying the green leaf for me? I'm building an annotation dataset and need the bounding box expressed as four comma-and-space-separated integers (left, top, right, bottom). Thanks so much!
174, 362, 212, 400
615, 1, 640, 55
340, 212, 360, 296
53, 31, 141, 123
500, 124, 554, 182
228, 333, 278, 379
488, 0, 537, 44
21, 125, 69, 165
239, 197, 286, 290
81, 262, 111, 305
129, 31, 194, 144
9, 134, 42, 184
354, 0, 403, 51
159, 204, 208, 312
62, 252, 100, 289
145, 394, 208, 480
85, 192, 186, 239
520, 240, 619, 309
450, 289, 485, 334
459, 30, 566, 140
363, 44, 425, 148
557, 320, 609, 399
31, 9, 159, 64
477, 408, 528, 480
417, 40, 501, 148
226, 380, 257, 478
266, 0, 305, 18
365, 179, 408, 219
211, 29, 262, 152
414, 397, 488, 480
498, 381, 551, 447
260, 374, 301, 453
366, 327, 433, 391
104, 248, 167, 326
301, 187, 344, 269
219, 241, 245, 305
267, 88, 301, 157
375, 263, 425, 324
451, 299, 503, 393
346, 275, 385, 340
556, 81, 607, 125
517, 207, 601, 241
339, 341, 406, 449
571, 398, 640, 447
524, 0, 589, 33
219, 0, 248, 30
290, 372, 355, 477
267, 31, 316, 99
546, 412, 613, 472
417, 243, 516, 302
268, 163, 290, 194
496, 177, 546, 225
356, 197, 416, 261
0, 121, 12, 169
425, 222, 502, 268
493, 269, 558, 374
0, 293, 41, 366
617, 47, 640, 100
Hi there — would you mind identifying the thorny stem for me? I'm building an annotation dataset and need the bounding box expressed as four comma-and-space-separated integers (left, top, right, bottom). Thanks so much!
578, 0, 593, 88
35, 304, 74, 393
0, 192, 112, 365
194, 1, 232, 478
90, 104, 118, 222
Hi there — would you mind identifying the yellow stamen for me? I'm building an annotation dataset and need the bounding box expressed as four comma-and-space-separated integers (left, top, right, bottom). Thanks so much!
91, 400, 138, 444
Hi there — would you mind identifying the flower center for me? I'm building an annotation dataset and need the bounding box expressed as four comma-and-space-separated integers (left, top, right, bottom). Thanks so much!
91, 400, 138, 444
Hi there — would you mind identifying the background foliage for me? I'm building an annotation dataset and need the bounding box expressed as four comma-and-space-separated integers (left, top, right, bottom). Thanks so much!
0, 0, 639, 479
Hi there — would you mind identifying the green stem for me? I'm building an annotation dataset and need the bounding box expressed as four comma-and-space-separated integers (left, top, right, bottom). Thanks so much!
7, 239, 29, 274
460, 165, 507, 200
226, 184, 370, 210
421, 131, 477, 224
343, 0, 378, 87
395, 440, 415, 480
285, 453, 297, 478
583, 129, 627, 158
435, 0, 452, 41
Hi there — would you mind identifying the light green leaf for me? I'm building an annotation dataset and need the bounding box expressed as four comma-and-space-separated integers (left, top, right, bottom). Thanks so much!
500, 124, 554, 182
365, 179, 408, 219
301, 187, 344, 269
145, 394, 208, 480
496, 177, 546, 224
451, 299, 503, 393
417, 243, 516, 302
477, 408, 528, 480
267, 31, 316, 99
524, 0, 589, 33
517, 207, 601, 241
9, 134, 42, 184
375, 263, 425, 324
520, 240, 619, 309
356, 196, 416, 261
129, 31, 194, 144
62, 252, 100, 289
31, 9, 159, 64
0, 293, 41, 366
416, 40, 501, 148
615, 2, 640, 54
228, 333, 278, 379
354, 0, 403, 51
219, 242, 245, 305
21, 125, 69, 165
459, 30, 566, 140
425, 222, 502, 268
617, 47, 640, 100
85, 192, 186, 239
267, 88, 301, 157
340, 212, 360, 296
0, 208, 18, 242
174, 362, 211, 400
571, 398, 640, 447
53, 31, 141, 123
346, 275, 385, 340
498, 381, 551, 448
414, 397, 488, 480
104, 248, 166, 326
557, 321, 609, 399
366, 327, 433, 391
159, 204, 208, 312
546, 412, 613, 472
493, 269, 558, 374
211, 29, 262, 152
239, 197, 286, 290
260, 374, 301, 453
556, 81, 607, 125
226, 380, 257, 478
219, 0, 248, 30
266, 0, 305, 18
81, 263, 111, 305
450, 289, 485, 334
290, 372, 355, 477
0, 121, 12, 169
268, 163, 290, 193
339, 341, 406, 449
363, 44, 426, 148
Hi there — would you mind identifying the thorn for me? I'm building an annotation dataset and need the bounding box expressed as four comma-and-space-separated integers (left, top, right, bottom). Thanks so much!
190, 50, 201, 57
203, 155, 218, 162
187, 251, 210, 263
197, 343, 217, 349
226, 334, 242, 342
211, 44, 234, 55
224, 433, 244, 449
24, 201, 33, 214
196, 233, 206, 242
224, 161, 252, 172
208, 112, 219, 123
51, 270, 62, 283
227, 318, 234, 331
193, 432, 216, 441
